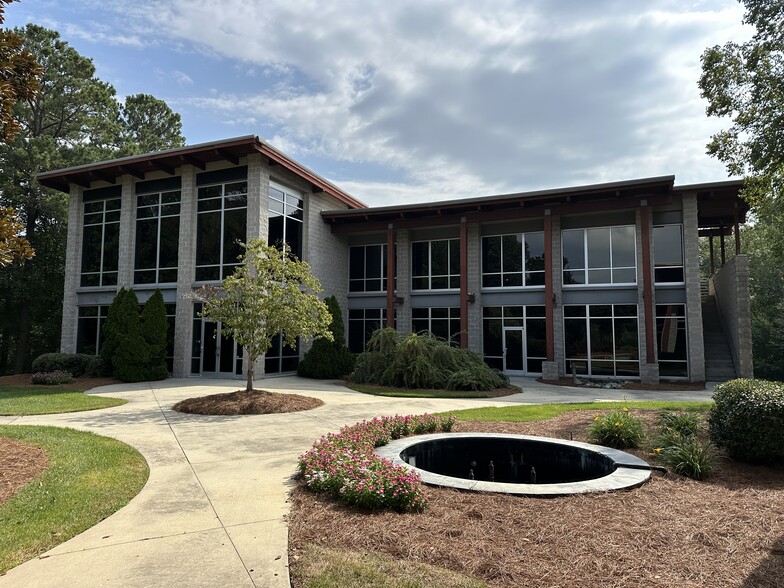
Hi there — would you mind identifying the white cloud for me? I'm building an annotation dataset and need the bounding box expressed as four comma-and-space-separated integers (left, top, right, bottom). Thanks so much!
119, 0, 751, 205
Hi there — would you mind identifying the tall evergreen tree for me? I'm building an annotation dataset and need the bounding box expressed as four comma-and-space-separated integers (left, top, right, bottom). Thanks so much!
112, 289, 150, 383
140, 289, 169, 380
0, 24, 185, 373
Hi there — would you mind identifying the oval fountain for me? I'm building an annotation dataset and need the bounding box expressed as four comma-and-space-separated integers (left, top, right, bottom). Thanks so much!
375, 433, 654, 496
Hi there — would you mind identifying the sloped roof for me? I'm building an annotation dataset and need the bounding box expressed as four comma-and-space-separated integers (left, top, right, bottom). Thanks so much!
36, 135, 366, 209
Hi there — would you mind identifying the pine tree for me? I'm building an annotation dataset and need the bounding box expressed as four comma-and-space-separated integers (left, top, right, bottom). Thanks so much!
112, 289, 150, 382
100, 287, 128, 375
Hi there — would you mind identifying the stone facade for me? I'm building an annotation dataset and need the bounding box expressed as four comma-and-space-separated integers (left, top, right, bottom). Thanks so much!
710, 254, 753, 378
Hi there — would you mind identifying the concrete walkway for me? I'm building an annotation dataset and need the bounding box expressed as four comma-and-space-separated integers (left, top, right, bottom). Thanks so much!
0, 377, 715, 587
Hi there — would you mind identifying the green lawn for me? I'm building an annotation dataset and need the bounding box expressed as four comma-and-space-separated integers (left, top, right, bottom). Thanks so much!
346, 383, 519, 399
291, 544, 486, 588
0, 386, 126, 415
0, 425, 149, 573
438, 400, 713, 422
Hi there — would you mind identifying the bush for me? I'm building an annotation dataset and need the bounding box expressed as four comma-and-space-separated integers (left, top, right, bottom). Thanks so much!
660, 438, 717, 480
31, 370, 75, 385
112, 290, 150, 383
31, 353, 104, 378
658, 411, 700, 437
298, 296, 356, 379
298, 414, 455, 512
351, 329, 508, 391
140, 290, 169, 381
588, 409, 645, 449
709, 378, 784, 463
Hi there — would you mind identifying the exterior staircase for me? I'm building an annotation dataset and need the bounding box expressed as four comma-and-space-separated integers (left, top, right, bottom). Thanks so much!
702, 295, 737, 381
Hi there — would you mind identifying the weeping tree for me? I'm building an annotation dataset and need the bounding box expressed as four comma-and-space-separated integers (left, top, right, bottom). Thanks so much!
196, 240, 333, 392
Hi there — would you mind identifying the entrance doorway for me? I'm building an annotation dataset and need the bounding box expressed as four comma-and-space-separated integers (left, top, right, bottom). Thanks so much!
200, 319, 243, 376
503, 327, 526, 375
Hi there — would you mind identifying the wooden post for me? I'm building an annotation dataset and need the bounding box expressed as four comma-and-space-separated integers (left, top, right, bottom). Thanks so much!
459, 218, 468, 348
709, 234, 715, 276
386, 224, 395, 328
544, 211, 554, 361
640, 205, 655, 364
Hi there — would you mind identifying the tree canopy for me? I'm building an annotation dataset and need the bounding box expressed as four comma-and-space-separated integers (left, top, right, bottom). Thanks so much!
0, 1, 40, 142
0, 23, 185, 373
699, 0, 784, 211
197, 240, 333, 392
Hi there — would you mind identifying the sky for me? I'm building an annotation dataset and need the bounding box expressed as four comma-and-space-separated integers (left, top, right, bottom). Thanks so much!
6, 0, 751, 207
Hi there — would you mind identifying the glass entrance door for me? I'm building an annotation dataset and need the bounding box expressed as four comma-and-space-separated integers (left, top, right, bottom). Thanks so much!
503, 327, 526, 375
201, 320, 242, 376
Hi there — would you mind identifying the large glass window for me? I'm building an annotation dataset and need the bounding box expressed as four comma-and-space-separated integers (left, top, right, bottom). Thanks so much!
76, 305, 110, 354
348, 308, 388, 353
653, 224, 684, 284
412, 307, 461, 344
562, 226, 636, 285
656, 304, 688, 378
349, 244, 388, 292
265, 334, 300, 374
196, 181, 247, 281
134, 190, 180, 284
81, 199, 120, 287
563, 304, 639, 377
268, 183, 303, 258
482, 231, 545, 287
412, 239, 459, 290
482, 305, 547, 373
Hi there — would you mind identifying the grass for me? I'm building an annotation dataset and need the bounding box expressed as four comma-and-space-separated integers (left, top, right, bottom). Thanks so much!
0, 386, 126, 415
291, 544, 487, 588
346, 382, 519, 399
0, 425, 149, 573
438, 400, 712, 422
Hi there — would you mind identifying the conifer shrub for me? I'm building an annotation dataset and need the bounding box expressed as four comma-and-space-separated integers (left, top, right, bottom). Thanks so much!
140, 289, 169, 380
709, 378, 784, 463
110, 289, 150, 382
298, 296, 355, 379
100, 287, 129, 376
351, 328, 507, 391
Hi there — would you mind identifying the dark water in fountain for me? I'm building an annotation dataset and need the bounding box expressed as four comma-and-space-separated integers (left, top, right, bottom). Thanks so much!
401, 436, 615, 484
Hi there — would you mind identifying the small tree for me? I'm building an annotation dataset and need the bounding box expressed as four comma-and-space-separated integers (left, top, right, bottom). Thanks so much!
197, 239, 333, 392
141, 289, 169, 380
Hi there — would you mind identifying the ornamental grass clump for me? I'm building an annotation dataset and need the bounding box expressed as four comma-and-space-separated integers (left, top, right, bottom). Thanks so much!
588, 408, 644, 449
650, 411, 716, 480
298, 414, 455, 512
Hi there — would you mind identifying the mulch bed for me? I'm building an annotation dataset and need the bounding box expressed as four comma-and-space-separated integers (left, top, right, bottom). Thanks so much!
0, 437, 49, 507
172, 389, 324, 415
289, 411, 784, 588
540, 377, 707, 391
0, 374, 121, 390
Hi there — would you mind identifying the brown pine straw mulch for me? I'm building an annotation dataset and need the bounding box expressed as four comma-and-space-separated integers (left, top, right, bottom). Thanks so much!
289, 411, 784, 588
0, 438, 49, 507
173, 389, 323, 415
0, 374, 121, 390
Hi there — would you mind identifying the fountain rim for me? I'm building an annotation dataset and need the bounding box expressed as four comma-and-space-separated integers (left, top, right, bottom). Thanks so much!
374, 432, 652, 496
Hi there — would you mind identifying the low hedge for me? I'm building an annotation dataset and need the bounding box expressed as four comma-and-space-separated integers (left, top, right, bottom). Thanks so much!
31, 353, 104, 378
708, 378, 784, 463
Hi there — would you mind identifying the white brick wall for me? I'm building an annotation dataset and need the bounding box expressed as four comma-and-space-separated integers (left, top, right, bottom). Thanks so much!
683, 193, 706, 382
60, 186, 83, 353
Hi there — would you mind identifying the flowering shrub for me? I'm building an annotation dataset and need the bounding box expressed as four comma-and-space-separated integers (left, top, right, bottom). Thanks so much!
588, 409, 644, 449
31, 370, 75, 385
298, 414, 456, 512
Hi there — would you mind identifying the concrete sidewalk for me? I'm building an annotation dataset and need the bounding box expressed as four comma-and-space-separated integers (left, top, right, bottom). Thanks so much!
0, 377, 715, 587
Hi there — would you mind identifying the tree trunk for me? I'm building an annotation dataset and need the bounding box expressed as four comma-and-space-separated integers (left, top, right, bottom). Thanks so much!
246, 361, 254, 392
13, 300, 30, 373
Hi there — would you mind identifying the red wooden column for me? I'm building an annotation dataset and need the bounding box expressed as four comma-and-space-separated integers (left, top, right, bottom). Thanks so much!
734, 205, 741, 254
720, 222, 726, 266
709, 234, 715, 275
459, 218, 469, 348
640, 204, 655, 364
386, 224, 395, 328
544, 210, 554, 362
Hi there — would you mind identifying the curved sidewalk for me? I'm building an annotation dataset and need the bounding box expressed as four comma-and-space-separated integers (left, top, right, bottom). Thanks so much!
0, 377, 714, 587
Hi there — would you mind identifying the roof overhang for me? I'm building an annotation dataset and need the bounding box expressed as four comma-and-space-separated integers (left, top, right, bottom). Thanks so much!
322, 176, 676, 234
675, 179, 749, 230
36, 135, 365, 209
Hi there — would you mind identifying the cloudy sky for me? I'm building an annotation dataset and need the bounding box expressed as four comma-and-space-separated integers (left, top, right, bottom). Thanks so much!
7, 0, 750, 206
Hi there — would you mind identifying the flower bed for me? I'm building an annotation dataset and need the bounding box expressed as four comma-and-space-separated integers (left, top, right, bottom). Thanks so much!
298, 414, 455, 512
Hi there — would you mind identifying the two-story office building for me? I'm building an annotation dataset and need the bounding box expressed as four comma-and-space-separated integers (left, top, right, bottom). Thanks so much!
38, 135, 753, 384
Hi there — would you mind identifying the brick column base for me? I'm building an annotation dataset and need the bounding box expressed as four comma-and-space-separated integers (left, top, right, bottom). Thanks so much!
640, 363, 660, 385
541, 361, 560, 381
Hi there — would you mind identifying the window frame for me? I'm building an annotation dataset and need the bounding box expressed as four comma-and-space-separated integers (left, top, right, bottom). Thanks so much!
134, 189, 181, 285
347, 307, 388, 353
268, 181, 304, 259
411, 238, 460, 291
411, 306, 461, 344
348, 243, 389, 293
80, 198, 121, 288
195, 179, 248, 282
481, 231, 546, 289
562, 226, 637, 287
655, 303, 689, 378
653, 223, 685, 285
